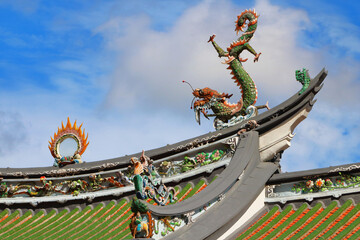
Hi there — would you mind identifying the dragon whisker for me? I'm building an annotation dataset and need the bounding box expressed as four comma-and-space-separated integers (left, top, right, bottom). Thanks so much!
190, 96, 196, 109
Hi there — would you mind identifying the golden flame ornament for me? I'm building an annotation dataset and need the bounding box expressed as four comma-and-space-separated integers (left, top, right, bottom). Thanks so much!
48, 117, 89, 159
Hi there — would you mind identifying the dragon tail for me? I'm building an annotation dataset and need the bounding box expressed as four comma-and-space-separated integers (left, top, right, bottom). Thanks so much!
235, 9, 259, 41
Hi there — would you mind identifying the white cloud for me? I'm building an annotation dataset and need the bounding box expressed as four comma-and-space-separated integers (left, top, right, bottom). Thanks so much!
95, 0, 239, 112
282, 105, 360, 172
0, 111, 28, 157
95, 0, 324, 111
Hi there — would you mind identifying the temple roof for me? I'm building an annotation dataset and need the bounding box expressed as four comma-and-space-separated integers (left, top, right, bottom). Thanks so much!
0, 69, 335, 239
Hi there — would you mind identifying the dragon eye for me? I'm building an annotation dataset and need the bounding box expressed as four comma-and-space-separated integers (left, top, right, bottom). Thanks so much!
199, 90, 203, 94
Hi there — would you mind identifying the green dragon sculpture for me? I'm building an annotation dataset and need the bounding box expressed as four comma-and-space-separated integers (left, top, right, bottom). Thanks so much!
295, 68, 311, 95
189, 9, 268, 130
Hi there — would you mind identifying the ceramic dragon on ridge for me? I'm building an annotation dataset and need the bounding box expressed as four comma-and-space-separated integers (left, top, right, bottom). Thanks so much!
189, 9, 269, 130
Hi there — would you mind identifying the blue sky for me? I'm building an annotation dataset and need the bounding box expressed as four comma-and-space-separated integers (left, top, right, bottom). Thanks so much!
0, 0, 359, 171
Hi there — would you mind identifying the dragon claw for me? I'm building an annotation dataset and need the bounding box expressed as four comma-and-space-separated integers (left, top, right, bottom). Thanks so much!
202, 109, 210, 120
208, 34, 216, 43
222, 56, 235, 64
254, 52, 261, 62
265, 101, 270, 110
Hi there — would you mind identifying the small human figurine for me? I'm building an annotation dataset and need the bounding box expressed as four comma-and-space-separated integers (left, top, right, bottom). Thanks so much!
116, 171, 132, 186
237, 120, 259, 134
89, 174, 104, 190
130, 197, 152, 238
73, 154, 82, 164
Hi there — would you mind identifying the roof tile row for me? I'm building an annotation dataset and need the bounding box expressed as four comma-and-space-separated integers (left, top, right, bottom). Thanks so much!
0, 177, 212, 239
237, 200, 360, 240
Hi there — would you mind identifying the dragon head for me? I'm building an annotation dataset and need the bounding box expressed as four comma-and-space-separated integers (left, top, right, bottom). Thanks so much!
183, 81, 236, 124
192, 88, 206, 99
191, 87, 233, 108
235, 9, 259, 35
193, 87, 233, 125
184, 81, 235, 124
